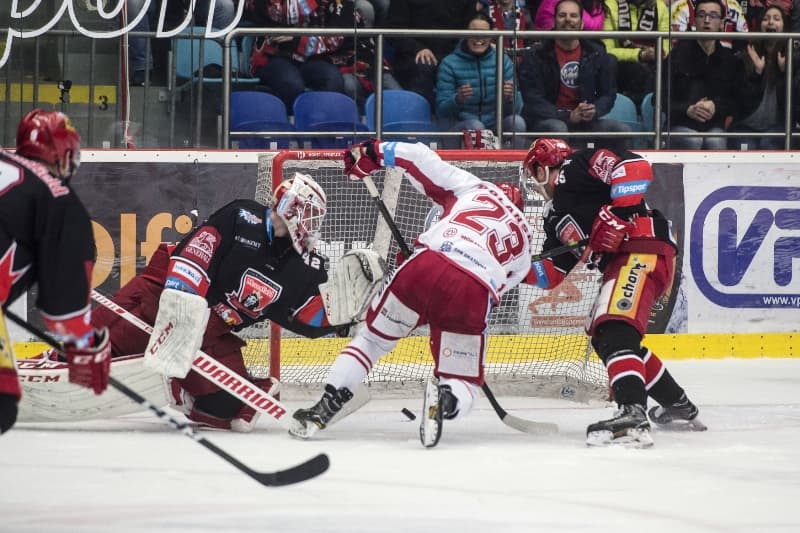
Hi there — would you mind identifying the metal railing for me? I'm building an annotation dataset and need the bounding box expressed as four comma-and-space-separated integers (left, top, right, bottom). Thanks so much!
2, 27, 799, 149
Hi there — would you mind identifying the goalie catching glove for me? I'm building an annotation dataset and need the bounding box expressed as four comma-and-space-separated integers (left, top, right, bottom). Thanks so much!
144, 289, 210, 378
319, 249, 388, 325
343, 139, 382, 180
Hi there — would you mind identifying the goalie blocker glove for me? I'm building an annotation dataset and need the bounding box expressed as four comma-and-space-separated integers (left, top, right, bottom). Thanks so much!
343, 139, 382, 180
144, 289, 210, 378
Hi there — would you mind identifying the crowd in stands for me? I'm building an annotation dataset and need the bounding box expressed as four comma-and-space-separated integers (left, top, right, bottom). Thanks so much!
124, 0, 800, 150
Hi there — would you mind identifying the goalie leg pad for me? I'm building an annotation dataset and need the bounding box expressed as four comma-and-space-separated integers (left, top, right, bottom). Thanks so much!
319, 249, 388, 325
144, 289, 210, 378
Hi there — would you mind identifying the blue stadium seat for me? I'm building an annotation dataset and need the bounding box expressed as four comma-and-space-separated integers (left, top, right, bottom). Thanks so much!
600, 93, 640, 128
365, 90, 436, 143
174, 27, 257, 87
230, 91, 295, 149
292, 91, 368, 148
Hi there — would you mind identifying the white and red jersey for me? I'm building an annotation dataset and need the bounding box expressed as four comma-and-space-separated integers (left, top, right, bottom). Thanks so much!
374, 142, 534, 301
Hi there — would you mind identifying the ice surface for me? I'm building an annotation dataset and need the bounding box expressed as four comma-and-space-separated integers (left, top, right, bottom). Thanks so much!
2, 359, 799, 533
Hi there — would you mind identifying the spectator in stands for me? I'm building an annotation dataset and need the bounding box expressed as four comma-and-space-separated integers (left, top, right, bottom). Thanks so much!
356, 0, 391, 27
127, 0, 189, 86
534, 0, 606, 31
480, 0, 536, 54
436, 12, 527, 148
327, 8, 404, 107
247, 0, 348, 110
664, 0, 746, 149
519, 0, 632, 150
127, 0, 238, 86
670, 0, 748, 50
729, 4, 798, 149
387, 0, 478, 107
603, 0, 670, 107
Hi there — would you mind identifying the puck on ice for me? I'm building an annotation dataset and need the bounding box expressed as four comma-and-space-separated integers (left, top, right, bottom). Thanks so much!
401, 408, 416, 420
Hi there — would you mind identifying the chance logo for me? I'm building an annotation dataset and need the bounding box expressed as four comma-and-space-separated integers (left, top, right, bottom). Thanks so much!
691, 186, 800, 308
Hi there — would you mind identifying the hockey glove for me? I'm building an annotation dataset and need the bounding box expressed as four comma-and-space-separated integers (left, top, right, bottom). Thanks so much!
343, 139, 381, 180
64, 327, 112, 395
588, 205, 633, 253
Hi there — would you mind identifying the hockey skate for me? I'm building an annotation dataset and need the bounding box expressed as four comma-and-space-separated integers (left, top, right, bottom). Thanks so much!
419, 378, 458, 448
586, 403, 654, 448
648, 395, 707, 431
289, 384, 353, 439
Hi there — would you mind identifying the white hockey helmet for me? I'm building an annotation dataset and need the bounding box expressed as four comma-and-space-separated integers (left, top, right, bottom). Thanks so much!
272, 172, 327, 254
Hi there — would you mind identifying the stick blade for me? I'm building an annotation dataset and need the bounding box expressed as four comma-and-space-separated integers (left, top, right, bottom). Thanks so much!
501, 413, 559, 435
253, 453, 330, 487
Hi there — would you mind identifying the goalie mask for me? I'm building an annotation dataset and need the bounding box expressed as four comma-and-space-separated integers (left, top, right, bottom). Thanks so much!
272, 173, 327, 255
16, 109, 81, 182
520, 138, 572, 201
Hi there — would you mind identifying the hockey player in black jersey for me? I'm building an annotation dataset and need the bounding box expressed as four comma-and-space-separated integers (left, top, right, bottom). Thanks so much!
0, 109, 112, 434
520, 138, 706, 447
85, 173, 385, 431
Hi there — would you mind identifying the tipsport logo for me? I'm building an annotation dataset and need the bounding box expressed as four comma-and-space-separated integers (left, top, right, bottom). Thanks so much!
690, 186, 800, 308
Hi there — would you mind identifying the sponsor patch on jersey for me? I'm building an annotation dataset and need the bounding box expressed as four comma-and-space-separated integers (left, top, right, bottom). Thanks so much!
226, 268, 282, 319
171, 260, 204, 286
212, 303, 243, 326
610, 254, 656, 319
238, 208, 263, 225
235, 235, 262, 249
588, 149, 620, 184
443, 227, 457, 238
555, 214, 586, 253
184, 228, 220, 267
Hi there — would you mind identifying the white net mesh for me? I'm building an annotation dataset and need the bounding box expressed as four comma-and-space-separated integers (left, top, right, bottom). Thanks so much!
243, 150, 608, 401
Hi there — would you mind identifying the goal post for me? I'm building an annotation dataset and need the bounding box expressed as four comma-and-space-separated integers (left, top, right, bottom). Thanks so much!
243, 149, 608, 402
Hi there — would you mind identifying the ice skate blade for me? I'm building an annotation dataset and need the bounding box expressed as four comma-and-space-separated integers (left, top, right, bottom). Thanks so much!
420, 378, 442, 448
288, 418, 320, 440
652, 417, 708, 432
586, 428, 654, 449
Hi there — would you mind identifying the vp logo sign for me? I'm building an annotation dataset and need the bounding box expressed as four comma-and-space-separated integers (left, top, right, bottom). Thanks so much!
691, 186, 800, 308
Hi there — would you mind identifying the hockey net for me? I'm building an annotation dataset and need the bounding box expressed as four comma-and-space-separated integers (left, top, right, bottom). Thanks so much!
241, 149, 608, 401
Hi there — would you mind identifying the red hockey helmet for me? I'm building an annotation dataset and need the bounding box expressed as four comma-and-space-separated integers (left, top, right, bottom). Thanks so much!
520, 138, 572, 200
272, 172, 328, 254
497, 182, 524, 211
16, 109, 81, 181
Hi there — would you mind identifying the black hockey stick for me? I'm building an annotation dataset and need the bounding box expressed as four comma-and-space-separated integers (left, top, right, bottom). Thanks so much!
3, 308, 329, 487
532, 238, 589, 262
360, 175, 557, 435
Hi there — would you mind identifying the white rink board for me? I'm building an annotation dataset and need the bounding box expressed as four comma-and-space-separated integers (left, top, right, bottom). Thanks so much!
683, 163, 800, 332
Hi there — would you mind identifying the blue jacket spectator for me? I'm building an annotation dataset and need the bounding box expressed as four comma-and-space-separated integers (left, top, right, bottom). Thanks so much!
436, 12, 526, 148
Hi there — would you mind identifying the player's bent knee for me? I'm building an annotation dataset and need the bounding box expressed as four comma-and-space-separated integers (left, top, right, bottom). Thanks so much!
591, 321, 643, 364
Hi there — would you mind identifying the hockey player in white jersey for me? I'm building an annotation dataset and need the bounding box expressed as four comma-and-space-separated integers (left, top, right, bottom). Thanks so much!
290, 140, 531, 447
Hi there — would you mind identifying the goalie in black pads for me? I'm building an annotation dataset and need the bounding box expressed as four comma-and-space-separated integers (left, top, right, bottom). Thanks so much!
25, 173, 385, 431
520, 138, 706, 448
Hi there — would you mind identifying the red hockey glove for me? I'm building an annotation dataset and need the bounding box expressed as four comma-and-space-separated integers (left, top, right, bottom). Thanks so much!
64, 327, 111, 395
343, 139, 381, 180
588, 205, 633, 253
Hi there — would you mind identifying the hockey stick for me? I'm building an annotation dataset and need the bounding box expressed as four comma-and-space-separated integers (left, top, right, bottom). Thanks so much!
360, 175, 557, 435
532, 238, 589, 262
2, 308, 329, 487
90, 290, 370, 429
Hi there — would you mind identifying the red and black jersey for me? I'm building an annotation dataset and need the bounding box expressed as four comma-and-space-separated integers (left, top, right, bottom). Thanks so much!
0, 150, 95, 340
542, 147, 676, 275
165, 199, 331, 337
